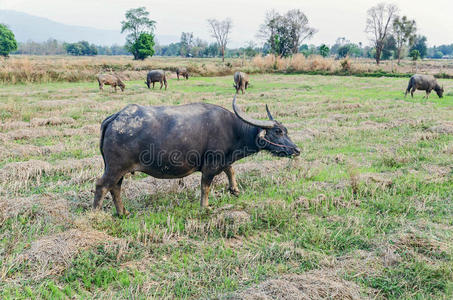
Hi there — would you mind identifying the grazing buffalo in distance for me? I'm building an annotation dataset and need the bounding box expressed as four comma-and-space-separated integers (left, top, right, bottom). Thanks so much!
405, 74, 444, 98
234, 71, 249, 94
93, 95, 300, 216
176, 67, 189, 80
97, 74, 125, 92
146, 70, 167, 90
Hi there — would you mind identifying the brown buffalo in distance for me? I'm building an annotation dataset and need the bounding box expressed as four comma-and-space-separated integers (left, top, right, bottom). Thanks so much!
97, 74, 125, 92
146, 70, 168, 90
176, 67, 189, 80
234, 71, 249, 94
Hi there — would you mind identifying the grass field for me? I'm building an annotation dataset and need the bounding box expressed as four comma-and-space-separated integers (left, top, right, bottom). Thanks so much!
1, 73, 453, 299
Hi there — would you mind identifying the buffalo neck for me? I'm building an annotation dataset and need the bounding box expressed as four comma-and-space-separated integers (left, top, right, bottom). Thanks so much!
227, 121, 261, 165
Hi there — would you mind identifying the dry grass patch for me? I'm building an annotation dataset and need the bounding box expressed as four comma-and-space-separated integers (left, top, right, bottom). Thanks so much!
428, 123, 453, 134
0, 159, 51, 185
0, 194, 69, 223
12, 228, 119, 280
6, 127, 63, 140
30, 116, 75, 127
228, 270, 365, 300
0, 121, 30, 131
185, 206, 251, 237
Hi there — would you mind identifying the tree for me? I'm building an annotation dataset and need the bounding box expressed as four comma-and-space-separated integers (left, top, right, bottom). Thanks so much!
365, 3, 399, 65
381, 35, 397, 60
207, 18, 232, 62
319, 44, 330, 57
410, 35, 427, 58
129, 33, 155, 60
258, 9, 316, 57
121, 7, 156, 60
392, 16, 416, 64
180, 32, 194, 57
0, 24, 17, 57
410, 49, 420, 61
65, 41, 97, 56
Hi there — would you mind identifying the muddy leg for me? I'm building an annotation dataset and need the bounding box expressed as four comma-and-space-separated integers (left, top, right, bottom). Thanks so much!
200, 173, 214, 208
411, 87, 416, 98
224, 165, 239, 196
160, 81, 163, 89
152, 82, 155, 89
93, 177, 108, 209
110, 177, 129, 216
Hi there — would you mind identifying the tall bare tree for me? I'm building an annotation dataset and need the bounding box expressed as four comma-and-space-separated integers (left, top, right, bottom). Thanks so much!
365, 3, 399, 65
393, 16, 417, 64
207, 18, 232, 62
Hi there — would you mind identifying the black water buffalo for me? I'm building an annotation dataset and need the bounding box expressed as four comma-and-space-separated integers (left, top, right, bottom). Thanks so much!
94, 96, 300, 216
145, 70, 167, 90
234, 72, 249, 94
405, 74, 444, 98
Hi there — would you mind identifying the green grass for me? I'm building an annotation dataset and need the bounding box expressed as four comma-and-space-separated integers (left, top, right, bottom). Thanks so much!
1, 73, 453, 299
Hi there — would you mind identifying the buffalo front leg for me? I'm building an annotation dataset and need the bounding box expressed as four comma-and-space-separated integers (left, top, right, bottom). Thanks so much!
224, 165, 239, 196
200, 173, 214, 208
411, 87, 416, 98
152, 82, 155, 89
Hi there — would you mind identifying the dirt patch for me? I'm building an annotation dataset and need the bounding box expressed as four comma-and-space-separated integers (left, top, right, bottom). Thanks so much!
228, 270, 364, 300
14, 228, 118, 279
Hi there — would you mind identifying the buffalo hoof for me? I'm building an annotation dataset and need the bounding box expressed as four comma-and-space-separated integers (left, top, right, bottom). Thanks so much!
117, 210, 130, 218
229, 187, 240, 196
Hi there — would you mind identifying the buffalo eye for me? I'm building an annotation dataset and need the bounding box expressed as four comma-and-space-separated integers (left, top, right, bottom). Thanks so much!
275, 128, 283, 135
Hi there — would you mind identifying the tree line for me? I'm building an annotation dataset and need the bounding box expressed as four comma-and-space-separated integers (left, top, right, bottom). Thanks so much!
0, 3, 452, 62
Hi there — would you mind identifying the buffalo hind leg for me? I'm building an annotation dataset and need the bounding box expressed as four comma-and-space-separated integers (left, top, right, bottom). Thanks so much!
224, 166, 239, 196
200, 173, 214, 208
110, 177, 129, 216
160, 81, 163, 90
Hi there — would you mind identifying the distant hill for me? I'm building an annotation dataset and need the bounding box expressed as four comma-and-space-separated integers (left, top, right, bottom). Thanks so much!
0, 10, 178, 46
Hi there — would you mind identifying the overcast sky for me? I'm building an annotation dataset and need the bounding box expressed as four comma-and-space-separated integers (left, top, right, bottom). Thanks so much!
0, 0, 451, 47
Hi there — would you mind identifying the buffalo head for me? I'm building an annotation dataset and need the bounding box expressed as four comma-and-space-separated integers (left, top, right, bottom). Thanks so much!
233, 95, 300, 157
436, 85, 444, 98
